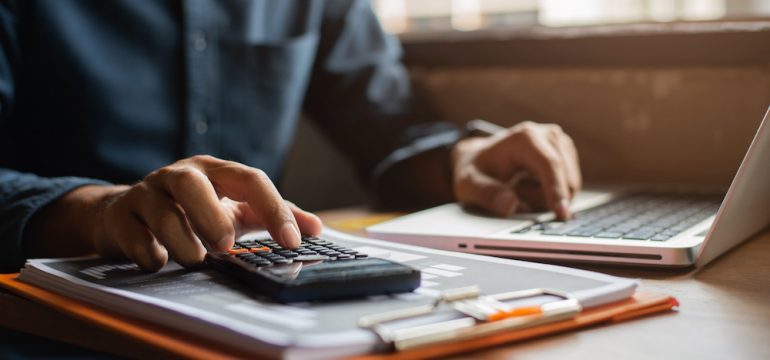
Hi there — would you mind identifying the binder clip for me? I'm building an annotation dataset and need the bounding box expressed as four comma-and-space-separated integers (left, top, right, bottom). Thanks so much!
359, 286, 582, 351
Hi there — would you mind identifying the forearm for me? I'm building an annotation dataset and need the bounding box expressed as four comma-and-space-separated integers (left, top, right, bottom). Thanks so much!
23, 184, 128, 259
375, 146, 455, 210
0, 169, 111, 272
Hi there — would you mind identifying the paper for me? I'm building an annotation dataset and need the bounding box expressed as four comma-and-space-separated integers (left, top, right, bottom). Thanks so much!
421, 267, 463, 278
17, 227, 637, 359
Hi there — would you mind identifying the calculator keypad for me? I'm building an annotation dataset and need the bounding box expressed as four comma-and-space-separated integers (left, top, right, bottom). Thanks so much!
227, 236, 368, 267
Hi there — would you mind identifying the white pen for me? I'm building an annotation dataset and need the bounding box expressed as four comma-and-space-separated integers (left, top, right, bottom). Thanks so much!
466, 118, 506, 136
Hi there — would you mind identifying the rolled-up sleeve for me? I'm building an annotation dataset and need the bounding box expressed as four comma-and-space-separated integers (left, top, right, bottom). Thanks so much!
303, 0, 461, 194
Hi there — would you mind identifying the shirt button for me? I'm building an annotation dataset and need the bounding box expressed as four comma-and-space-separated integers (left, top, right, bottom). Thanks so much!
194, 115, 208, 134
193, 33, 207, 51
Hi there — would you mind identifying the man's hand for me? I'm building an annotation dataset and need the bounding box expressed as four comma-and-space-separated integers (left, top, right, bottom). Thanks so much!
451, 121, 582, 219
26, 155, 323, 271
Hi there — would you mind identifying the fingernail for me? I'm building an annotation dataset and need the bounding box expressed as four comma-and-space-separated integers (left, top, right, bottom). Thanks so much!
493, 191, 516, 216
280, 223, 300, 249
557, 198, 572, 219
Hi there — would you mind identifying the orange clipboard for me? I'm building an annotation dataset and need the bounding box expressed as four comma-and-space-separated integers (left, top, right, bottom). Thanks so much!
0, 273, 677, 360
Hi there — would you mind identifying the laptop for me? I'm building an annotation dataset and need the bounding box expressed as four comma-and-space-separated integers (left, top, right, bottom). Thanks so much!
367, 108, 770, 268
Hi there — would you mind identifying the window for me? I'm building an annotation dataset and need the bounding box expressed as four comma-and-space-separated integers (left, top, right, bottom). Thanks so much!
372, 0, 770, 33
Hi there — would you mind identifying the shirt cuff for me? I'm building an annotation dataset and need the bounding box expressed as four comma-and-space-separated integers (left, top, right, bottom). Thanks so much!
371, 122, 462, 193
0, 176, 110, 273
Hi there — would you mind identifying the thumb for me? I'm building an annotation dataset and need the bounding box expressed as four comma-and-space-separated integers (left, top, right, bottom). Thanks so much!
456, 168, 520, 217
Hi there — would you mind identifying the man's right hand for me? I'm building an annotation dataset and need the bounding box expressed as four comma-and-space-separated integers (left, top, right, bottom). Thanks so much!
25, 155, 323, 271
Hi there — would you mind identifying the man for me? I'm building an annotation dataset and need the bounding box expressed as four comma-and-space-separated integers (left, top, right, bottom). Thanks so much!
0, 0, 580, 273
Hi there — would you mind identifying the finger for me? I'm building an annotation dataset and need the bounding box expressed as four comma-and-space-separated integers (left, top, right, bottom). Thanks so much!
131, 186, 209, 268
504, 170, 537, 212
515, 178, 549, 211
106, 201, 168, 271
145, 166, 235, 251
562, 135, 582, 194
233, 200, 323, 238
548, 130, 582, 199
285, 201, 323, 236
501, 131, 571, 219
456, 166, 521, 217
204, 163, 301, 249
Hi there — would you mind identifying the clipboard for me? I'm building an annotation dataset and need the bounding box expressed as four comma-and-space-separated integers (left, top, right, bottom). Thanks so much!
0, 273, 677, 360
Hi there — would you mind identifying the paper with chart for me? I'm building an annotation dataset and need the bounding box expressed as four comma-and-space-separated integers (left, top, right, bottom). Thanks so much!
17, 228, 637, 359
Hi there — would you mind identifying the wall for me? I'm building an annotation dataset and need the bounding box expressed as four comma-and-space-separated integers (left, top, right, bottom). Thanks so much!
281, 21, 770, 210
280, 117, 371, 211
403, 21, 770, 188
413, 66, 770, 187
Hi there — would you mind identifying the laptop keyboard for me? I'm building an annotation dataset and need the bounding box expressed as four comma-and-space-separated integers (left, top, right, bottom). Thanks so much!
513, 194, 722, 241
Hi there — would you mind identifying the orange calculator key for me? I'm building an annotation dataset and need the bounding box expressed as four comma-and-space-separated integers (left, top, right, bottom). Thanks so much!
250, 246, 271, 253
227, 248, 249, 255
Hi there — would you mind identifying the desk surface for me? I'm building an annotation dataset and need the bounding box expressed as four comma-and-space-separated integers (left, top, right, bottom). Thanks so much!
2, 207, 770, 359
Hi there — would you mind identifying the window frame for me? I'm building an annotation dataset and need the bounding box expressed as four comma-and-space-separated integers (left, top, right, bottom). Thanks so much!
398, 20, 770, 68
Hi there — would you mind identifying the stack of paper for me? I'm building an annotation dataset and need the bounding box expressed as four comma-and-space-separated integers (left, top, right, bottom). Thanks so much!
17, 228, 638, 359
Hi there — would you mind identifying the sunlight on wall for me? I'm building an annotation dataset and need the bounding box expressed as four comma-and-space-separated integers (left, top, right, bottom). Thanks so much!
372, 0, 765, 33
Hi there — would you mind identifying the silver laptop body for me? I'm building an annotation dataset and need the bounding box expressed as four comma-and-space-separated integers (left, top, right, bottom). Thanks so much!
368, 108, 770, 268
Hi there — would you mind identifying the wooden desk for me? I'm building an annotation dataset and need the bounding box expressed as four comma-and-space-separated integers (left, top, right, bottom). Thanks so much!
2, 207, 769, 359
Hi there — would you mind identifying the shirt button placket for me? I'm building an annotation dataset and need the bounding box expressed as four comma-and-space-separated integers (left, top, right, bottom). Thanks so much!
193, 32, 207, 52
194, 113, 209, 135
183, 1, 217, 157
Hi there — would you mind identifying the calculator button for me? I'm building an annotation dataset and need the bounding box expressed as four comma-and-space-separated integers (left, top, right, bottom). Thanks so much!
336, 254, 354, 260
228, 248, 249, 255
354, 253, 368, 258
250, 246, 271, 253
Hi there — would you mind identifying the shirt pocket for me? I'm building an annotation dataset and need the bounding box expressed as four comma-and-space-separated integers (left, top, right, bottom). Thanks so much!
218, 31, 320, 163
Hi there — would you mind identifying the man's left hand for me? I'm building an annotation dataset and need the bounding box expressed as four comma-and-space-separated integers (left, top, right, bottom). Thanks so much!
451, 121, 582, 219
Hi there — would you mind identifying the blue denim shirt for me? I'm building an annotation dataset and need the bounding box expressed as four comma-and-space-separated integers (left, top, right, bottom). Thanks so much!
0, 0, 459, 272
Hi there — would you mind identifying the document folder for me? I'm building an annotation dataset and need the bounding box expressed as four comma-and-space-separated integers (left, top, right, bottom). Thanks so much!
0, 273, 676, 360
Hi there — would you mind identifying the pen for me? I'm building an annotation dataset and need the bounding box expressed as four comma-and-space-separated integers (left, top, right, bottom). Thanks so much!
466, 118, 506, 136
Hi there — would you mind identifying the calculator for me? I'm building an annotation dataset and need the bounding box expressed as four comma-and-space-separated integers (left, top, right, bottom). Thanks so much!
205, 236, 421, 303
